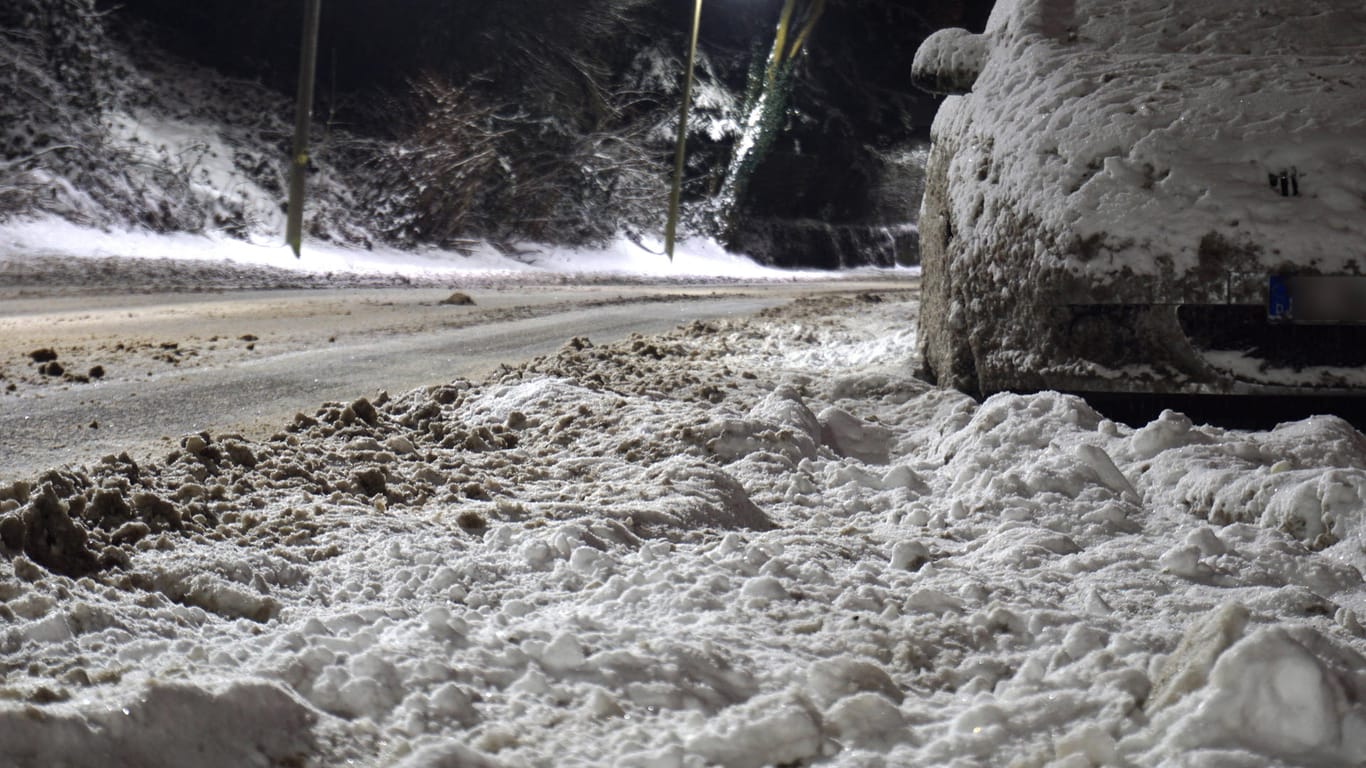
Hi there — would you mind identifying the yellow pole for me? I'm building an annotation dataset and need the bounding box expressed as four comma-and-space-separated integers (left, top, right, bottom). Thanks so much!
766, 0, 797, 89
664, 0, 703, 261
788, 0, 825, 60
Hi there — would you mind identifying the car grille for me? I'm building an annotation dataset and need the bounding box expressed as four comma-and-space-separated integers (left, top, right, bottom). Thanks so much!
1178, 305, 1366, 371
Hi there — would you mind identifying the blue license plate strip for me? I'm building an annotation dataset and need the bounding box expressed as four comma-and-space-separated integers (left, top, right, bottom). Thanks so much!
1267, 275, 1292, 321
1268, 275, 1366, 325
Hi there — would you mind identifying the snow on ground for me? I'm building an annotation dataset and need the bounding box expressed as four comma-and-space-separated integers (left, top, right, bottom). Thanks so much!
1, 290, 1363, 767
0, 216, 831, 283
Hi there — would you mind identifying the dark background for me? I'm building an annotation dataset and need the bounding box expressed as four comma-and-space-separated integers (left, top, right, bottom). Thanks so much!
89, 0, 996, 266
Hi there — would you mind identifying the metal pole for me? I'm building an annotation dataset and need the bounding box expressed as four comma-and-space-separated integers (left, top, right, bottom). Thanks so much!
664, 0, 703, 261
287, 0, 322, 258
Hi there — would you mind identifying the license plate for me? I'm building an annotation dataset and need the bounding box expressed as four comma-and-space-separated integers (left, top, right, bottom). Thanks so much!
1268, 275, 1366, 324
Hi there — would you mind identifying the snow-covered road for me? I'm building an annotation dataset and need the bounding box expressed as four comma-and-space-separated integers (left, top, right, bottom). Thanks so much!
1, 289, 1363, 768
0, 285, 809, 481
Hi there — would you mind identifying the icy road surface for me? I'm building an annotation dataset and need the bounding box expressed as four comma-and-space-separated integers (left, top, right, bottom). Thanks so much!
0, 282, 902, 482
0, 290, 1364, 768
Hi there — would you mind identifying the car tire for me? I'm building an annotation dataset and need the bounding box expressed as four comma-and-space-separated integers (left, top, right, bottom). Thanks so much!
916, 133, 981, 396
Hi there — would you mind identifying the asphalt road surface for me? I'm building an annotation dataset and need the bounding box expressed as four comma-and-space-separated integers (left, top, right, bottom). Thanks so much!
0, 279, 914, 482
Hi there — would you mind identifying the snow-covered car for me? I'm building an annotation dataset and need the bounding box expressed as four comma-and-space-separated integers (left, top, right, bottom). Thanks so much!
910, 0, 1366, 395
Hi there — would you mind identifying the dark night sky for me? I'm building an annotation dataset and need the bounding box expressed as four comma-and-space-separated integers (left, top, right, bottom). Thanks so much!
100, 0, 994, 116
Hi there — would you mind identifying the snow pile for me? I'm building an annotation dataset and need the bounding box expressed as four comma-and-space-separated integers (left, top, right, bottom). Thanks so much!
1, 291, 1364, 766
1131, 412, 1366, 550
1144, 613, 1366, 766
0, 681, 317, 768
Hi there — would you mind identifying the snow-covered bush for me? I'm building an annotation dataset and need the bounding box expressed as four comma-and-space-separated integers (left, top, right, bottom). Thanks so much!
368, 76, 667, 248
0, 0, 112, 109
0, 0, 113, 219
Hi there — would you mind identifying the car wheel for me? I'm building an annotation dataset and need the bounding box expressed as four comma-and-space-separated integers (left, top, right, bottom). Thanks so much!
916, 135, 980, 396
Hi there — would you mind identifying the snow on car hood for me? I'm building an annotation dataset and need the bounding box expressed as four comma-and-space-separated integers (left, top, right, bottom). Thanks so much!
1063, 53, 1366, 279
941, 17, 1366, 300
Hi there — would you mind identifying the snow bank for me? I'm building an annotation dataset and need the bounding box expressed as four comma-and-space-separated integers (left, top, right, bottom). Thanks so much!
1144, 612, 1366, 766
1127, 413, 1366, 549
1, 291, 1364, 766
0, 216, 820, 282
0, 680, 316, 768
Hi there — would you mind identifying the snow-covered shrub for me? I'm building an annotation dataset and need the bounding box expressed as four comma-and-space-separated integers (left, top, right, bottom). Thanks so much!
368, 76, 666, 248
0, 0, 112, 109
0, 2, 254, 233
0, 0, 114, 219
364, 79, 508, 247
347, 0, 678, 247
